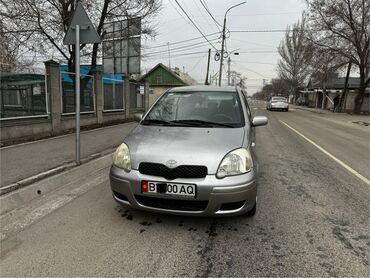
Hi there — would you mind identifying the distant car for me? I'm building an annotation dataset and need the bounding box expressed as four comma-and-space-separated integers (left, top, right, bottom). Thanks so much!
110, 85, 268, 217
296, 96, 308, 106
266, 96, 289, 111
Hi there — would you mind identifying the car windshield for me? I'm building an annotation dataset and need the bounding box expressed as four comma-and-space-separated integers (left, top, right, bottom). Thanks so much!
272, 97, 287, 101
143, 91, 245, 128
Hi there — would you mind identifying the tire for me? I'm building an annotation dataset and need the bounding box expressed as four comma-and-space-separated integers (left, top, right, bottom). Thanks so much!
245, 199, 257, 217
286, 108, 289, 112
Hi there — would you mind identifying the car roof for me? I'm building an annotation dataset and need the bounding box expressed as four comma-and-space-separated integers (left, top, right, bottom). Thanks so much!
168, 85, 238, 93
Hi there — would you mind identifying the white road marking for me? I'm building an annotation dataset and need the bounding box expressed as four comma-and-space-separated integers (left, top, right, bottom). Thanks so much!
280, 120, 370, 186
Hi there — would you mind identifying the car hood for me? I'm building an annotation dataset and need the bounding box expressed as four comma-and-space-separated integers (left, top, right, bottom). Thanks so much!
124, 125, 246, 174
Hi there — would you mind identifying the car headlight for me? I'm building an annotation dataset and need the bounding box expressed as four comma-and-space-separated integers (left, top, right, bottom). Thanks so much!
113, 143, 131, 171
216, 148, 253, 178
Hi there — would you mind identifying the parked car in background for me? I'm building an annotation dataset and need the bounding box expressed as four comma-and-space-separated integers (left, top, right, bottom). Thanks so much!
110, 86, 268, 217
296, 96, 308, 106
266, 96, 289, 111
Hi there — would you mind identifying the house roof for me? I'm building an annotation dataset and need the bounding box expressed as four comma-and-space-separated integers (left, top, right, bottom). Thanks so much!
138, 63, 196, 86
307, 77, 362, 89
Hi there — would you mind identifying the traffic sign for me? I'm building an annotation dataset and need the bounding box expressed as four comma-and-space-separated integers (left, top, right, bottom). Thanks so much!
63, 3, 100, 45
62, 2, 100, 165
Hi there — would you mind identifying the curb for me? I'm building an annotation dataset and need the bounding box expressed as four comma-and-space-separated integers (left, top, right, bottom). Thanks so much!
0, 150, 114, 216
292, 106, 326, 114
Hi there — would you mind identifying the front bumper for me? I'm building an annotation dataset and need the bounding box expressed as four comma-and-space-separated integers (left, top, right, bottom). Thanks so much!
109, 165, 257, 217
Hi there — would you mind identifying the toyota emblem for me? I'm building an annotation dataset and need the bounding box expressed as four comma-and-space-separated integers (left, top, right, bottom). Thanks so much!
166, 160, 177, 168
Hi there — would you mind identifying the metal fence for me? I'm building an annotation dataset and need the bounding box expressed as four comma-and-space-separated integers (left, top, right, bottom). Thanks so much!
130, 82, 144, 109
0, 67, 48, 120
60, 71, 95, 114
103, 77, 124, 111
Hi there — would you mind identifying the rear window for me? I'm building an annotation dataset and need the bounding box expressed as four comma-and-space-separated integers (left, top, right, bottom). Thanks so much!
272, 97, 287, 101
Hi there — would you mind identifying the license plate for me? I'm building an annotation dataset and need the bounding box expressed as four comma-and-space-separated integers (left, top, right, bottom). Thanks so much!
145, 181, 196, 197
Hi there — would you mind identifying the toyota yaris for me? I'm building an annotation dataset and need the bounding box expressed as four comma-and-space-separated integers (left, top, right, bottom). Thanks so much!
110, 86, 268, 217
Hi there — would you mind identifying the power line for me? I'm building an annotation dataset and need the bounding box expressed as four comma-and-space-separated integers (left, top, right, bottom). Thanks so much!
199, 0, 222, 31
145, 50, 208, 59
168, 0, 192, 26
143, 32, 220, 49
191, 0, 218, 34
230, 29, 287, 33
174, 0, 218, 51
232, 61, 270, 78
143, 38, 219, 57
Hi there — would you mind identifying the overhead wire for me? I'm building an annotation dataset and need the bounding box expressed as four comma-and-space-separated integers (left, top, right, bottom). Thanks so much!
142, 32, 220, 49
191, 0, 218, 34
174, 0, 218, 51
180, 0, 208, 35
231, 60, 270, 78
143, 38, 219, 57
199, 0, 222, 31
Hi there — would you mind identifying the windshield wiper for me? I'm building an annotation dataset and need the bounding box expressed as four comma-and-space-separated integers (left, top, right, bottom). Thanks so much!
170, 119, 235, 128
142, 119, 172, 126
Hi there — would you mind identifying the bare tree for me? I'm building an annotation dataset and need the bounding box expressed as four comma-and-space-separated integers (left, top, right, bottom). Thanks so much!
278, 16, 312, 96
252, 78, 290, 100
0, 0, 162, 75
305, 0, 370, 114
0, 20, 36, 72
229, 70, 247, 90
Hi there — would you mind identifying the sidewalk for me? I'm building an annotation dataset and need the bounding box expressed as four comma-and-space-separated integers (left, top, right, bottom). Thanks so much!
0, 122, 137, 190
292, 105, 369, 125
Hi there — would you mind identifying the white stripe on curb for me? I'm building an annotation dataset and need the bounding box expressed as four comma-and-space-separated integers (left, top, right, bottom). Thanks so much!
280, 120, 370, 186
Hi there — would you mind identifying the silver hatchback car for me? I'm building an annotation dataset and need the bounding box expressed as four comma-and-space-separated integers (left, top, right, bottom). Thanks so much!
110, 86, 268, 217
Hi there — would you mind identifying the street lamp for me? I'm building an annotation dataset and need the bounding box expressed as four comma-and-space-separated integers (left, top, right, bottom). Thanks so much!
227, 48, 240, 86
218, 1, 246, 86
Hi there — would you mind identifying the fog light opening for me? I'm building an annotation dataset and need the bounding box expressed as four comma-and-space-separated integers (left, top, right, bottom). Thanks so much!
219, 200, 246, 211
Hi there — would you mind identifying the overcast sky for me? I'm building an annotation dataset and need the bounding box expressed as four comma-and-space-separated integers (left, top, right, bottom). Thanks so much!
141, 0, 306, 95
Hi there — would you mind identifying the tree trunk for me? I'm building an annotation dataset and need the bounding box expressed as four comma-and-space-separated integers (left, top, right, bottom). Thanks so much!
340, 62, 352, 111
354, 67, 366, 114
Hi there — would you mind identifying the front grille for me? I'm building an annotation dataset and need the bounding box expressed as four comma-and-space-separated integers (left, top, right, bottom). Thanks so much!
139, 162, 207, 180
135, 195, 208, 211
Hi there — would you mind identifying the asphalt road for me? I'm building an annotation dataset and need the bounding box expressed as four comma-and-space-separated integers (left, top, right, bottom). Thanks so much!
1, 102, 369, 277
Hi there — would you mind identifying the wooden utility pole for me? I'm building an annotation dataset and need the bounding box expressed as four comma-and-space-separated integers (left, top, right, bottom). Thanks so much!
205, 49, 211, 85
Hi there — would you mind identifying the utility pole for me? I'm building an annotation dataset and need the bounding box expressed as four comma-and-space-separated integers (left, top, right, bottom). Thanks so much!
218, 2, 246, 87
218, 16, 226, 86
205, 49, 211, 85
227, 56, 231, 86
167, 42, 171, 69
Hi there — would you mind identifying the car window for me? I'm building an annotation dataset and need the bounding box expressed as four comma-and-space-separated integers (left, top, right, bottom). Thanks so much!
144, 91, 245, 127
272, 97, 287, 101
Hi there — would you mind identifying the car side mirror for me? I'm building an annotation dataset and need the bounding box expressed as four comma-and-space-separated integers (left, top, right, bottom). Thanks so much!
252, 116, 268, 127
134, 113, 143, 122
